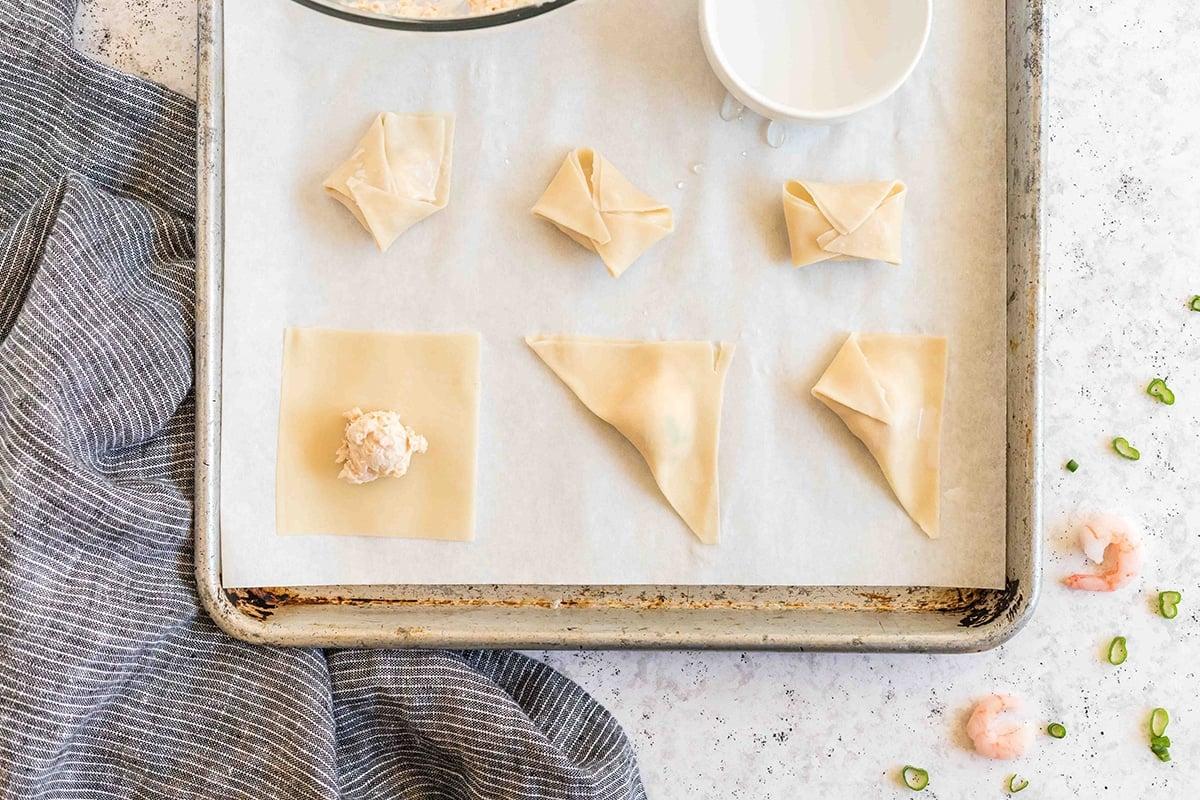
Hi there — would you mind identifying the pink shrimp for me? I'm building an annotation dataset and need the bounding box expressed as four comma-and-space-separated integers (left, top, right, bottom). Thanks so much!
966, 694, 1033, 760
1063, 513, 1143, 592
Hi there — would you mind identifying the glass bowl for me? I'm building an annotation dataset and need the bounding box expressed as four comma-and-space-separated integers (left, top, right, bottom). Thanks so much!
290, 0, 578, 31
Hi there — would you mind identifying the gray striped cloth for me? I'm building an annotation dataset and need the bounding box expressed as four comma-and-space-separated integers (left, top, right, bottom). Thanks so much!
0, 2, 645, 797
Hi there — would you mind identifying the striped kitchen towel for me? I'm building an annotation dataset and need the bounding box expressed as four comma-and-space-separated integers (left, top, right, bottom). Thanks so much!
0, 1, 645, 798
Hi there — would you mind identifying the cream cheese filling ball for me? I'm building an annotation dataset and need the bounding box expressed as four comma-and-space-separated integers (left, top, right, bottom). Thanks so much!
335, 407, 428, 485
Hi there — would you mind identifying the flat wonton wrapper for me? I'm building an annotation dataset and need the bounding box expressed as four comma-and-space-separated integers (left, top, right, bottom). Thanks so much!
782, 180, 906, 267
527, 335, 733, 544
531, 148, 675, 278
811, 333, 947, 538
276, 328, 479, 539
323, 112, 455, 252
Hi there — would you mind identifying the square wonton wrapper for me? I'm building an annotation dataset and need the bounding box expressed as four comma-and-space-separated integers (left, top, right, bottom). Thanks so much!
276, 328, 479, 539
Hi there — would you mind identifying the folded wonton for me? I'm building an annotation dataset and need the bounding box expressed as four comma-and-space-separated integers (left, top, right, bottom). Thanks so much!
527, 335, 733, 543
782, 180, 906, 267
532, 148, 674, 278
323, 112, 455, 252
812, 333, 947, 538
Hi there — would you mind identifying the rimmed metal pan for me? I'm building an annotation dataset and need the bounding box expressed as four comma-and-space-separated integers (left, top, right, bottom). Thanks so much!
194, 0, 1044, 651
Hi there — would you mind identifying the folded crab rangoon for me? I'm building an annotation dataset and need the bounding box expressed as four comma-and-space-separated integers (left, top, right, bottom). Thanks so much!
532, 148, 674, 278
782, 180, 907, 267
527, 335, 732, 543
323, 112, 455, 252
812, 333, 946, 538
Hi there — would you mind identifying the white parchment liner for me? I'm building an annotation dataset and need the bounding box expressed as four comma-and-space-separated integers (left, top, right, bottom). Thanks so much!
220, 0, 1008, 589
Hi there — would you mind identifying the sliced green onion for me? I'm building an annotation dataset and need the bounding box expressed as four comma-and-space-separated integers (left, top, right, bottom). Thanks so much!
1065, 459, 1079, 473
1047, 722, 1067, 739
901, 765, 929, 791
1151, 707, 1170, 738
1112, 437, 1141, 461
1147, 378, 1176, 405
1007, 774, 1030, 793
1190, 295, 1200, 312
1108, 636, 1128, 665
1159, 591, 1182, 620
1150, 709, 1172, 762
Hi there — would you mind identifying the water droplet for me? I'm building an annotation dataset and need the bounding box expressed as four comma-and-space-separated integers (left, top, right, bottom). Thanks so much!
675, 181, 685, 190
766, 119, 788, 148
690, 162, 704, 175
739, 151, 747, 158
719, 92, 745, 122
504, 157, 511, 166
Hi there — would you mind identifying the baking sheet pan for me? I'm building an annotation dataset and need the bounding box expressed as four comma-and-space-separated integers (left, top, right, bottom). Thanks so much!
194, 0, 1044, 650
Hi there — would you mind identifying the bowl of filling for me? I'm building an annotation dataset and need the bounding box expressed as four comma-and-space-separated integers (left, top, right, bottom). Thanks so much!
292, 0, 577, 31
700, 0, 933, 125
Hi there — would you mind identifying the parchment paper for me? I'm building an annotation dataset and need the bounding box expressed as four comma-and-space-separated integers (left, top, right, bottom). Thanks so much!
220, 0, 1008, 589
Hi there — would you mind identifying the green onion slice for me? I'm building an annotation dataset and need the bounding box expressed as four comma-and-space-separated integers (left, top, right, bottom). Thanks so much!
1159, 591, 1182, 619
1147, 378, 1176, 405
1149, 709, 1170, 762
1151, 707, 1170, 737
1190, 295, 1200, 312
1047, 722, 1067, 739
1008, 774, 1030, 793
1066, 459, 1079, 473
1108, 636, 1128, 665
901, 765, 929, 791
1112, 437, 1141, 461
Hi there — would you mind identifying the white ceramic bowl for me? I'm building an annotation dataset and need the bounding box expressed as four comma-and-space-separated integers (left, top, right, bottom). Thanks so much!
700, 0, 933, 125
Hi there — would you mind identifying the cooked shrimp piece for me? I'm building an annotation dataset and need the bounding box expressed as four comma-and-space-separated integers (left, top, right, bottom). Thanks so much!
1063, 513, 1143, 592
966, 694, 1032, 760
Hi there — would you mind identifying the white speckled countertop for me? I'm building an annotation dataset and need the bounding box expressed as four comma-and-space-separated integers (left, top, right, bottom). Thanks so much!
75, 1, 1200, 795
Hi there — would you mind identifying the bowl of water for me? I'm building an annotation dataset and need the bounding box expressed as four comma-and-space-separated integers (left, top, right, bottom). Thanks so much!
700, 0, 932, 125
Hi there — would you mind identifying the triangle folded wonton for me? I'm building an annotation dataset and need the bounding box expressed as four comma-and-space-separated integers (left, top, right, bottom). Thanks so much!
527, 335, 734, 544
812, 333, 947, 538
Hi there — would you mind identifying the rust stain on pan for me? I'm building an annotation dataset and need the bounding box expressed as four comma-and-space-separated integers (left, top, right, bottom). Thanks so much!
227, 585, 994, 617
957, 578, 1023, 628
225, 587, 298, 620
